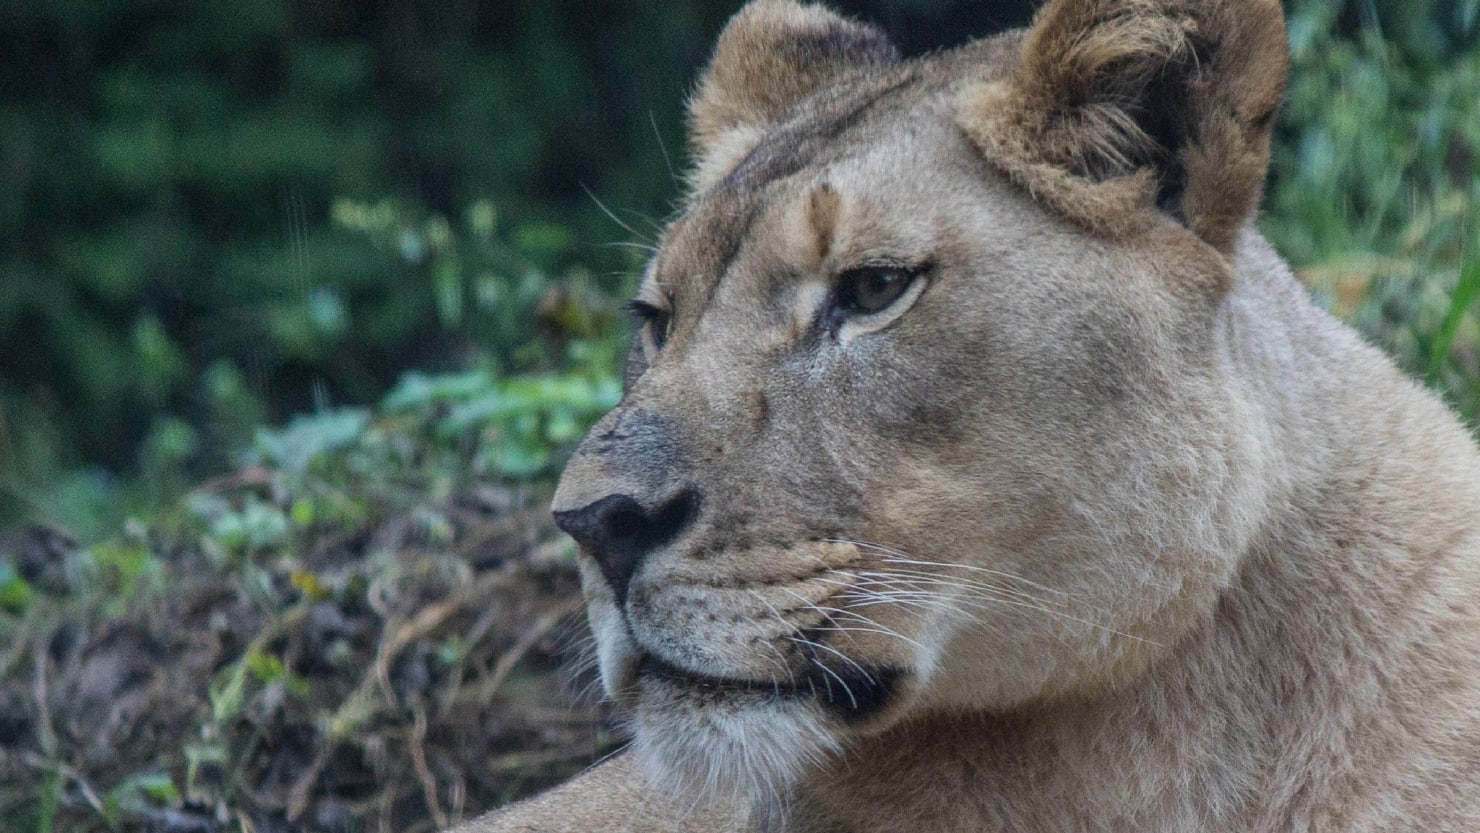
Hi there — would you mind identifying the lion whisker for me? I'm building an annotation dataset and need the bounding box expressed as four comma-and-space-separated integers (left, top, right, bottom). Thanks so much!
871, 541, 1173, 594
776, 586, 927, 651
841, 590, 1162, 647
748, 590, 806, 691
829, 538, 1098, 600
818, 567, 1158, 646
835, 570, 1092, 626
849, 568, 1119, 620
848, 569, 1070, 605
806, 652, 855, 708
790, 633, 878, 687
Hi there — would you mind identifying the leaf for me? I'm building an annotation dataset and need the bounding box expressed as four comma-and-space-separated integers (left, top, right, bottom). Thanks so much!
245, 649, 288, 682
28, 763, 59, 833
493, 444, 549, 478
1426, 256, 1480, 386
103, 771, 181, 822
290, 569, 330, 600
253, 409, 370, 471
514, 221, 575, 254
290, 498, 316, 528
209, 658, 251, 722
0, 561, 32, 614
381, 370, 494, 411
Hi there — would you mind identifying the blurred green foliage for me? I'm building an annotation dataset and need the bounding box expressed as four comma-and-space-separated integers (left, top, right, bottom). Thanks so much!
0, 0, 720, 534
0, 0, 1476, 538
1265, 0, 1480, 415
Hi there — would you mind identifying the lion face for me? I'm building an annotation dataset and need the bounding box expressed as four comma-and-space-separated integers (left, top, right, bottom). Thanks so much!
551, 0, 1286, 818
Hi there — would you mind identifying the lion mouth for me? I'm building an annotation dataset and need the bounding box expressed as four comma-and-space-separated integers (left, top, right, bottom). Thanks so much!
637, 653, 901, 723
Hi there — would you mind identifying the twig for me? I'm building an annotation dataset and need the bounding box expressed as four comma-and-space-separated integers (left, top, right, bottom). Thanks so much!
196, 466, 274, 494
483, 745, 607, 772
374, 567, 521, 709
377, 781, 395, 833
0, 617, 28, 676
31, 639, 57, 757
286, 743, 333, 822
435, 602, 504, 714
410, 705, 448, 829
20, 752, 106, 817
447, 770, 467, 828
475, 601, 578, 705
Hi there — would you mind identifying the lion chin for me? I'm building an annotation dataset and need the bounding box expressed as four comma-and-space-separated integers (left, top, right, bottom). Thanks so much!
629, 663, 848, 831
584, 547, 922, 823
452, 1, 1480, 831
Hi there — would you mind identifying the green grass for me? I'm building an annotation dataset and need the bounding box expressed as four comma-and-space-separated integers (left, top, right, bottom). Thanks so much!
1427, 256, 1480, 388
1264, 0, 1480, 417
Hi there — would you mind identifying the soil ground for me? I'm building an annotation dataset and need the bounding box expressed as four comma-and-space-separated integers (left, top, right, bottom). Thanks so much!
0, 469, 612, 833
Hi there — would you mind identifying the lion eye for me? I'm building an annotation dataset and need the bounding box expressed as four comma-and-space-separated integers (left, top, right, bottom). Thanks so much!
626, 299, 672, 352
650, 309, 672, 349
837, 266, 917, 316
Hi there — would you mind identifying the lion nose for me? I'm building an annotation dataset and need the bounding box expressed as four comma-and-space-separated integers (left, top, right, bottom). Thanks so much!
553, 489, 700, 603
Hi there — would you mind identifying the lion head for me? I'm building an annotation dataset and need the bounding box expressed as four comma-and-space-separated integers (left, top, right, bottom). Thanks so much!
550, 0, 1288, 822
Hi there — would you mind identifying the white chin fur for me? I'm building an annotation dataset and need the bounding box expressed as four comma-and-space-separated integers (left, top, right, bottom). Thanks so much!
630, 680, 842, 831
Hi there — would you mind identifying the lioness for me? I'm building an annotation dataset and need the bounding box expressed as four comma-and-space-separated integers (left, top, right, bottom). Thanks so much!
460, 0, 1480, 830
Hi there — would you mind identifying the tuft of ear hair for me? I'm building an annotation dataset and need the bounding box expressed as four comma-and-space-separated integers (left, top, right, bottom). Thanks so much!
687, 0, 898, 193
957, 0, 1287, 253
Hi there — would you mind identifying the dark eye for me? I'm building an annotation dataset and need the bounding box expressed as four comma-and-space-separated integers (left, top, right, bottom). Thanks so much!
626, 299, 672, 351
837, 266, 917, 316
650, 309, 672, 349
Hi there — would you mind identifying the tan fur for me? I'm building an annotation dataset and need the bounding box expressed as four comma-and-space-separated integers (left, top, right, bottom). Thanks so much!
957, 0, 1288, 251
686, 0, 898, 191
454, 1, 1480, 831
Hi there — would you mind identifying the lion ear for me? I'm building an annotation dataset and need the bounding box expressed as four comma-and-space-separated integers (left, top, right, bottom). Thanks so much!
958, 0, 1287, 253
687, 0, 898, 193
